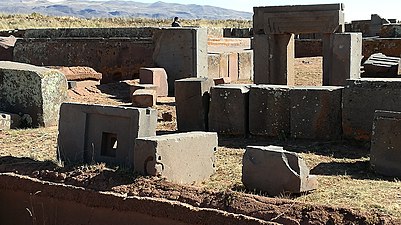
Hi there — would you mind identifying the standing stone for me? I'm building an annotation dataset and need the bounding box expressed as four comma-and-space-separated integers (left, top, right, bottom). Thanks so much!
219, 53, 229, 78
209, 84, 250, 136
134, 132, 217, 184
139, 67, 168, 97
0, 61, 67, 127
238, 50, 253, 81
58, 103, 157, 167
207, 53, 220, 79
371, 110, 401, 178
290, 86, 343, 140
228, 52, 239, 81
242, 145, 318, 196
249, 85, 290, 138
175, 77, 214, 132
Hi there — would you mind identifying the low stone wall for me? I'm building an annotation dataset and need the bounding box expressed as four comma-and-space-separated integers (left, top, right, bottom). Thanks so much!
0, 173, 271, 225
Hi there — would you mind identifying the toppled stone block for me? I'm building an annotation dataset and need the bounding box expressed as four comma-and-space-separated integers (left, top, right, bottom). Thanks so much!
134, 132, 217, 184
48, 66, 102, 81
363, 53, 401, 77
0, 61, 67, 127
343, 79, 401, 140
213, 77, 231, 85
132, 89, 156, 108
0, 111, 21, 130
242, 145, 318, 196
290, 86, 343, 140
371, 110, 401, 178
249, 85, 290, 137
139, 68, 168, 97
58, 103, 157, 167
209, 85, 250, 136
175, 77, 214, 132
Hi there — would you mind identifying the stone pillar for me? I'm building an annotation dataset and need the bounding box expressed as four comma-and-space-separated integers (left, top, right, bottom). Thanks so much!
253, 34, 295, 85
323, 32, 362, 86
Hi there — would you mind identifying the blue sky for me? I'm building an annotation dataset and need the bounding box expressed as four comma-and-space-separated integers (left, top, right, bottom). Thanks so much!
49, 0, 401, 22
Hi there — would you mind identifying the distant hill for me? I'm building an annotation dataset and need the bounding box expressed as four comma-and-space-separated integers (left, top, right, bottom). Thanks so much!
0, 0, 252, 20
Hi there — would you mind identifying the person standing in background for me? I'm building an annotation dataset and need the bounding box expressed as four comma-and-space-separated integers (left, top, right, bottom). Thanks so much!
171, 17, 181, 27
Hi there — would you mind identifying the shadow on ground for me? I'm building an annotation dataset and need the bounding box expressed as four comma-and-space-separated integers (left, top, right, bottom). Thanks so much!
96, 81, 132, 103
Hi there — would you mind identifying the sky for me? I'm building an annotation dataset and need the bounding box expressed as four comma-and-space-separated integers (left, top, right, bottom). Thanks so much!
48, 0, 401, 22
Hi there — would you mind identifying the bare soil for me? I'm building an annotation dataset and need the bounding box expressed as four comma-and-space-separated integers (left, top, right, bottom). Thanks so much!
1, 57, 401, 224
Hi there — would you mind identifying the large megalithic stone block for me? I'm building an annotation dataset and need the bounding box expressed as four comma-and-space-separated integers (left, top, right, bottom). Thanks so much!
242, 145, 318, 196
58, 103, 157, 167
0, 61, 67, 127
342, 78, 401, 141
139, 67, 168, 97
175, 77, 214, 132
290, 86, 343, 140
209, 84, 250, 136
249, 85, 290, 138
134, 132, 217, 184
371, 110, 401, 178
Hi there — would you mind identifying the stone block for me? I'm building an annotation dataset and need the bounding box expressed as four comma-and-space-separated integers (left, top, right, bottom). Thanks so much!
228, 52, 239, 81
0, 112, 21, 130
129, 84, 158, 98
14, 38, 154, 84
213, 77, 231, 85
290, 86, 343, 140
48, 66, 102, 81
242, 145, 318, 196
132, 89, 156, 108
223, 28, 232, 37
139, 67, 168, 97
371, 110, 401, 178
380, 24, 401, 38
249, 85, 290, 137
238, 50, 253, 80
363, 53, 401, 77
363, 38, 401, 60
0, 36, 15, 61
209, 85, 250, 135
175, 77, 214, 132
295, 39, 323, 58
0, 61, 67, 127
219, 53, 229, 78
134, 132, 217, 184
342, 79, 401, 140
207, 53, 220, 79
58, 103, 157, 167
153, 28, 208, 95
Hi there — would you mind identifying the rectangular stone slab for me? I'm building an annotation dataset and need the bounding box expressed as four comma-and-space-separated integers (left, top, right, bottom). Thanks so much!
371, 110, 401, 178
58, 103, 157, 167
134, 132, 217, 184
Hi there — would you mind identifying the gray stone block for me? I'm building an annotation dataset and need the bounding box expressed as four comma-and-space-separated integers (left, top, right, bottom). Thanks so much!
175, 77, 214, 132
290, 86, 343, 140
371, 110, 401, 178
363, 53, 401, 77
207, 53, 220, 79
249, 85, 290, 137
153, 28, 208, 95
242, 145, 318, 196
0, 61, 67, 127
0, 111, 21, 130
58, 103, 157, 167
134, 132, 217, 184
209, 84, 250, 135
238, 50, 253, 81
342, 79, 401, 141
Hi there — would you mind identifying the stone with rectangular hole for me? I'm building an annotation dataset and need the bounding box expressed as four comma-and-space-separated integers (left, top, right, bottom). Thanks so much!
290, 86, 343, 140
371, 110, 401, 178
242, 145, 318, 196
134, 132, 217, 184
209, 84, 250, 136
249, 85, 290, 138
58, 103, 157, 167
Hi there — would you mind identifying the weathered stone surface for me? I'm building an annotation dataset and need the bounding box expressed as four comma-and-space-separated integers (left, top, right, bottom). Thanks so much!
175, 77, 214, 132
253, 4, 344, 35
228, 52, 239, 81
129, 84, 158, 98
0, 61, 67, 127
132, 89, 156, 108
134, 132, 217, 184
223, 28, 232, 37
207, 53, 220, 79
0, 36, 15, 61
363, 53, 401, 77
242, 145, 318, 196
343, 79, 401, 140
290, 86, 343, 140
14, 38, 155, 83
238, 50, 253, 80
48, 66, 102, 81
363, 38, 401, 60
371, 110, 401, 178
139, 67, 168, 97
209, 85, 250, 135
219, 53, 229, 78
0, 111, 21, 130
58, 103, 157, 167
295, 39, 322, 58
249, 85, 290, 137
207, 27, 223, 38
153, 28, 208, 95
380, 24, 401, 38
